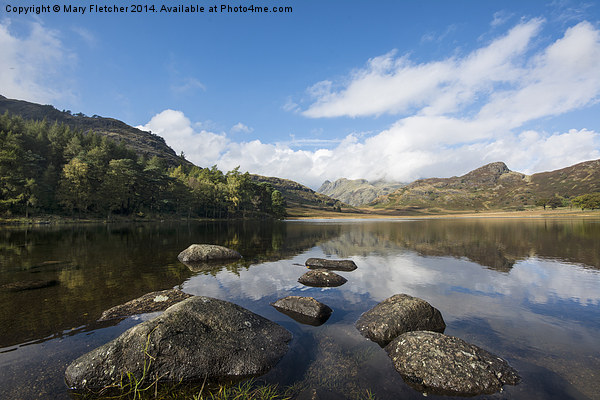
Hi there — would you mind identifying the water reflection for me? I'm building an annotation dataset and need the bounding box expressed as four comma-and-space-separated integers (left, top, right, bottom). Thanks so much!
0, 220, 342, 348
0, 218, 599, 399
317, 218, 600, 271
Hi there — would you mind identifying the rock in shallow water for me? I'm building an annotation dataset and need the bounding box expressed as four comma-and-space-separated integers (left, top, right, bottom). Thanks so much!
305, 258, 357, 271
65, 296, 292, 391
271, 296, 332, 326
355, 293, 445, 346
385, 330, 520, 396
177, 244, 241, 263
98, 289, 193, 321
298, 269, 347, 287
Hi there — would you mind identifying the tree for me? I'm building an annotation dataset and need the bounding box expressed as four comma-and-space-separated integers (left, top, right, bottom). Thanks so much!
547, 197, 563, 210
271, 190, 286, 219
535, 198, 549, 210
101, 159, 139, 217
58, 158, 92, 217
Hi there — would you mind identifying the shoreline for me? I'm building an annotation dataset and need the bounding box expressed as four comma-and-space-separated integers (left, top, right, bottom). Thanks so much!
286, 208, 600, 220
1, 208, 599, 227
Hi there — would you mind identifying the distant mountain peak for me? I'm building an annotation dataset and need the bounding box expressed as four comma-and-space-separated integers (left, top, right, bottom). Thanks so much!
470, 161, 510, 174
459, 161, 511, 185
318, 178, 404, 206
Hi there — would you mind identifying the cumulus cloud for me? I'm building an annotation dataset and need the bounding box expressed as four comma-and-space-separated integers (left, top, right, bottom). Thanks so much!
146, 19, 600, 188
0, 20, 76, 104
303, 18, 544, 119
136, 110, 229, 167
231, 122, 253, 134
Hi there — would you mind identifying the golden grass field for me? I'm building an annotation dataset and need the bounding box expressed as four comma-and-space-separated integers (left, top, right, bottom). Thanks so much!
287, 205, 600, 220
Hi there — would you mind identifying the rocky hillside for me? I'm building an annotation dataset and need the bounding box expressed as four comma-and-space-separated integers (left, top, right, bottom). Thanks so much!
250, 175, 348, 212
1, 95, 345, 214
372, 160, 600, 211
0, 95, 183, 166
318, 178, 404, 206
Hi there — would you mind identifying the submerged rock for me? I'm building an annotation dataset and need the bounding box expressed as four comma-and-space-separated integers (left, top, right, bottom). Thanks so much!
305, 258, 357, 271
355, 294, 445, 346
298, 269, 347, 287
271, 296, 332, 326
177, 244, 241, 263
65, 296, 291, 391
1, 279, 58, 292
98, 289, 193, 321
385, 331, 520, 396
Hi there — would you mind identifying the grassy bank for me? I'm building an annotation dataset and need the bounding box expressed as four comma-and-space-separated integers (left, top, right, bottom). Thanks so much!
286, 205, 600, 220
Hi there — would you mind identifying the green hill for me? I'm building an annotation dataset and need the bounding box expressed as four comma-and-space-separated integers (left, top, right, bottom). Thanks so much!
372, 160, 600, 211
0, 95, 183, 166
250, 174, 353, 215
0, 95, 344, 217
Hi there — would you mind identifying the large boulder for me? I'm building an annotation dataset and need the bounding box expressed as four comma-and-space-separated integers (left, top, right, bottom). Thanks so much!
177, 244, 241, 263
98, 289, 193, 321
65, 296, 292, 391
355, 294, 445, 346
271, 296, 332, 326
386, 331, 520, 396
298, 269, 347, 287
305, 258, 357, 271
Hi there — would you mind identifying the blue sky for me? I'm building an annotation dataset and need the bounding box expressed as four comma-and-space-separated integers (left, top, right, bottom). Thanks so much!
1, 0, 600, 188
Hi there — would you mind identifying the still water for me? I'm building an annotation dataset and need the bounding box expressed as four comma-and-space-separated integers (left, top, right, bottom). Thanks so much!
0, 218, 599, 399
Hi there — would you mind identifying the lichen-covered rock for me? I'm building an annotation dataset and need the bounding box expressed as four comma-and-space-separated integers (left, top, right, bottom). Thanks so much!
65, 296, 291, 391
298, 269, 347, 287
177, 244, 241, 263
385, 331, 520, 396
271, 296, 332, 326
98, 289, 193, 321
305, 258, 357, 271
355, 294, 445, 346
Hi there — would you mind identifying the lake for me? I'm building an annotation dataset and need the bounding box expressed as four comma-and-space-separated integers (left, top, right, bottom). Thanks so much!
0, 218, 599, 399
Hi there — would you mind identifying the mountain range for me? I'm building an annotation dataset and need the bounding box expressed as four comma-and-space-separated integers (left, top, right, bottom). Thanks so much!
2, 95, 598, 215
368, 160, 600, 211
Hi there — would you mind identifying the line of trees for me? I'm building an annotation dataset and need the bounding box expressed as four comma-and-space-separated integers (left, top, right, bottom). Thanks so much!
571, 193, 600, 210
535, 193, 600, 211
0, 113, 286, 219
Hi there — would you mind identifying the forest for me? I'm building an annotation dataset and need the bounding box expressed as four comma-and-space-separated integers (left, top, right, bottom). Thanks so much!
0, 112, 286, 220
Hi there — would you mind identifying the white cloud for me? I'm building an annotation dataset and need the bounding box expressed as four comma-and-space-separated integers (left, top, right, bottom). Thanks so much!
136, 110, 229, 167
490, 11, 513, 27
0, 20, 76, 104
146, 19, 600, 188
231, 122, 253, 134
71, 26, 96, 46
142, 107, 600, 188
302, 18, 544, 119
170, 77, 206, 94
